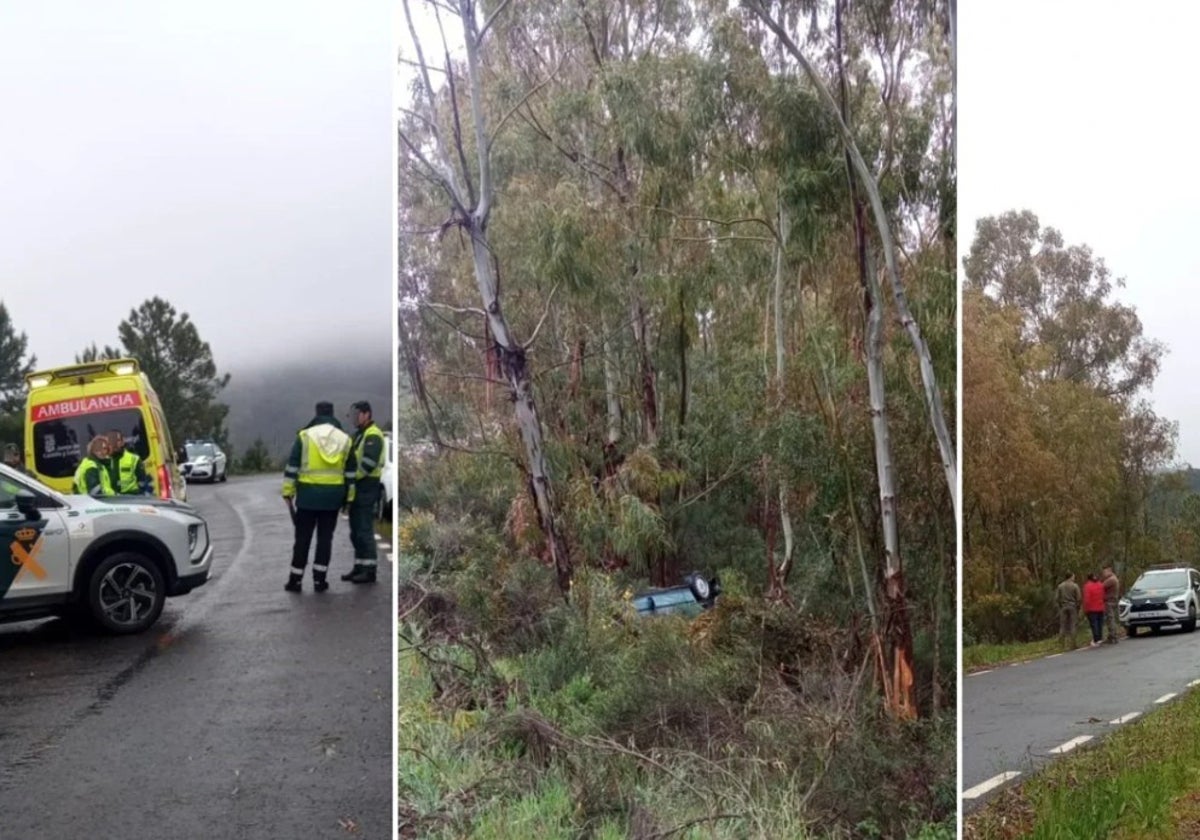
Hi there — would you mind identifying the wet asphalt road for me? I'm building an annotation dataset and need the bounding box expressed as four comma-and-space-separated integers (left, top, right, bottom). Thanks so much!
0, 475, 392, 838
963, 626, 1200, 811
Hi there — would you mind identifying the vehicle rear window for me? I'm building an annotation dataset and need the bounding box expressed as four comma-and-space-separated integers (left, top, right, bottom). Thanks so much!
32, 410, 149, 479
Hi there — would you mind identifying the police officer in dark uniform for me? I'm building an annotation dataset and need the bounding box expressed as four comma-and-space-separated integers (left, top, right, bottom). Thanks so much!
342, 401, 384, 584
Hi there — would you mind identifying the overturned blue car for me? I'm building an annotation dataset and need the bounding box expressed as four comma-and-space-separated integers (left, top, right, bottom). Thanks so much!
632, 572, 721, 618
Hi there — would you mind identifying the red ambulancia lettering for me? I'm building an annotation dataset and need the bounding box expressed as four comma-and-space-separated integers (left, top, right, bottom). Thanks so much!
32, 391, 142, 422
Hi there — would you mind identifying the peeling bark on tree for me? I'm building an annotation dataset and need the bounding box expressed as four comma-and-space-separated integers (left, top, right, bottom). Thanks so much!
401, 0, 572, 596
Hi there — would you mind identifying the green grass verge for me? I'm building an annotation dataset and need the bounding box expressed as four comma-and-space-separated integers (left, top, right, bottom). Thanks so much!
963, 627, 1097, 670
965, 685, 1200, 840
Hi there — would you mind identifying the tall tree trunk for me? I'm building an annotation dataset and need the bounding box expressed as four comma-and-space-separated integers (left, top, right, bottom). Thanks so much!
677, 283, 689, 436
834, 0, 913, 719
748, 0, 958, 520
631, 290, 658, 446
471, 235, 571, 593
601, 314, 622, 476
397, 307, 442, 450
772, 202, 796, 595
401, 0, 572, 595
865, 246, 915, 720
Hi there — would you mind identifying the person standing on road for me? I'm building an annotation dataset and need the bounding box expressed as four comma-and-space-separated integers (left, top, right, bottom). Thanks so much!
73, 436, 115, 497
282, 401, 357, 593
1056, 572, 1082, 650
342, 400, 384, 585
3, 443, 28, 475
1102, 564, 1122, 644
1083, 572, 1106, 648
107, 430, 152, 495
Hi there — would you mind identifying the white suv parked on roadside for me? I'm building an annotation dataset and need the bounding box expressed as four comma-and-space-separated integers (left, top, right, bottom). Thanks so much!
0, 463, 214, 634
1119, 565, 1200, 636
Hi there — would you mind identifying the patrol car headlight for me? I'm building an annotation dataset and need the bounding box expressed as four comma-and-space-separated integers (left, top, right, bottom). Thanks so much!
187, 523, 208, 560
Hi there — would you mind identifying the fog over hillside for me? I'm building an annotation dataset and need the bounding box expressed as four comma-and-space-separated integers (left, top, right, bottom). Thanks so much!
221, 356, 393, 460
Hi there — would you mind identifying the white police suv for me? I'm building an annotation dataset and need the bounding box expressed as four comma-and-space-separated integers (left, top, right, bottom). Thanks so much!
1119, 564, 1200, 637
0, 462, 213, 634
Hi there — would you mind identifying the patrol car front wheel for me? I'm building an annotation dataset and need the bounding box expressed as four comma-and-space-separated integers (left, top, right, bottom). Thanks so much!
86, 552, 166, 635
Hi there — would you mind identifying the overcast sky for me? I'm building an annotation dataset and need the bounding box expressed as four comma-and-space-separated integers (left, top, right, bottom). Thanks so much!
0, 1, 393, 377
959, 3, 1200, 463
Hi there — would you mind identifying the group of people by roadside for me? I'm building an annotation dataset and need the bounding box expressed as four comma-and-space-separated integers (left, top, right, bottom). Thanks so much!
1056, 566, 1122, 649
282, 400, 385, 593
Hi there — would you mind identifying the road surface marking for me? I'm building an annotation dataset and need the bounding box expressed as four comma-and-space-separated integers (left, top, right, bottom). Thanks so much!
969, 669, 994, 677
1156, 693, 1177, 704
1047, 653, 1063, 659
1110, 712, 1140, 725
962, 771, 1021, 800
1049, 736, 1092, 755
1189, 679, 1200, 688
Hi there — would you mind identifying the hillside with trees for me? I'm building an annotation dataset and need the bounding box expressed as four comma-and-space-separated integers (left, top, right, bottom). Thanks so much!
397, 0, 957, 836
962, 210, 1180, 643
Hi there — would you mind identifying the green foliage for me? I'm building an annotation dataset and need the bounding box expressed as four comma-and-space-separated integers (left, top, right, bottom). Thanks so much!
0, 302, 35, 414
238, 438, 275, 473
74, 342, 122, 364
116, 297, 231, 444
964, 588, 1057, 644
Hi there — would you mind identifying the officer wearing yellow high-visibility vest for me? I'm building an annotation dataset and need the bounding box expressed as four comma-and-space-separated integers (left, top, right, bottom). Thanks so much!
74, 435, 116, 497
107, 429, 152, 494
282, 401, 357, 592
342, 400, 384, 584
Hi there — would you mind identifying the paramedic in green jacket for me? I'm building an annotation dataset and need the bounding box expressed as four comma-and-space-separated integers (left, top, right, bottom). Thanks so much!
107, 430, 152, 494
342, 400, 384, 584
282, 401, 357, 593
74, 435, 116, 497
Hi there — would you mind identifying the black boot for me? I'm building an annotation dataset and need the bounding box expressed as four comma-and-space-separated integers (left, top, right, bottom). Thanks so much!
313, 577, 329, 593
341, 564, 363, 582
284, 576, 302, 593
347, 567, 376, 584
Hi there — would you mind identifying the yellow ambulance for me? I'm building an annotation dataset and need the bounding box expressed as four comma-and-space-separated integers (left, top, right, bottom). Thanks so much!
23, 358, 188, 501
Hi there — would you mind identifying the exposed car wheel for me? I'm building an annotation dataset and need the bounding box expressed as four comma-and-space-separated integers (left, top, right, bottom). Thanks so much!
86, 552, 166, 635
1185, 605, 1197, 633
219, 467, 228, 483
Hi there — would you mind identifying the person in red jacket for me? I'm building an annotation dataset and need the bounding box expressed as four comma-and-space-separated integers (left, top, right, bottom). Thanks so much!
1082, 572, 1107, 648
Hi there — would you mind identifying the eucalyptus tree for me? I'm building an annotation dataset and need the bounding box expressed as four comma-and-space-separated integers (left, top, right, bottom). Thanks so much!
400, 0, 572, 593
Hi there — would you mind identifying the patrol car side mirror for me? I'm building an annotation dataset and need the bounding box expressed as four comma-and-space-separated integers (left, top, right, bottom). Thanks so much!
15, 491, 40, 521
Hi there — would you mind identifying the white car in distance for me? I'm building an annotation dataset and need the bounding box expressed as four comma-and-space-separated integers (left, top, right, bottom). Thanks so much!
183, 441, 227, 484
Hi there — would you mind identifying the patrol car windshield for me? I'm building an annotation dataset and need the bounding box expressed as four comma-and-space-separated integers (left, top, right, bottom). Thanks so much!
0, 464, 65, 508
31, 412, 149, 479
1131, 571, 1189, 592
186, 443, 217, 460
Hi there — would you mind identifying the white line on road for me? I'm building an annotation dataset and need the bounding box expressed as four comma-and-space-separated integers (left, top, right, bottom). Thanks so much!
969, 669, 994, 676
1110, 712, 1140, 725
1156, 693, 1177, 704
1189, 679, 1200, 688
962, 771, 1021, 800
1046, 653, 1063, 659
1049, 736, 1092, 755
